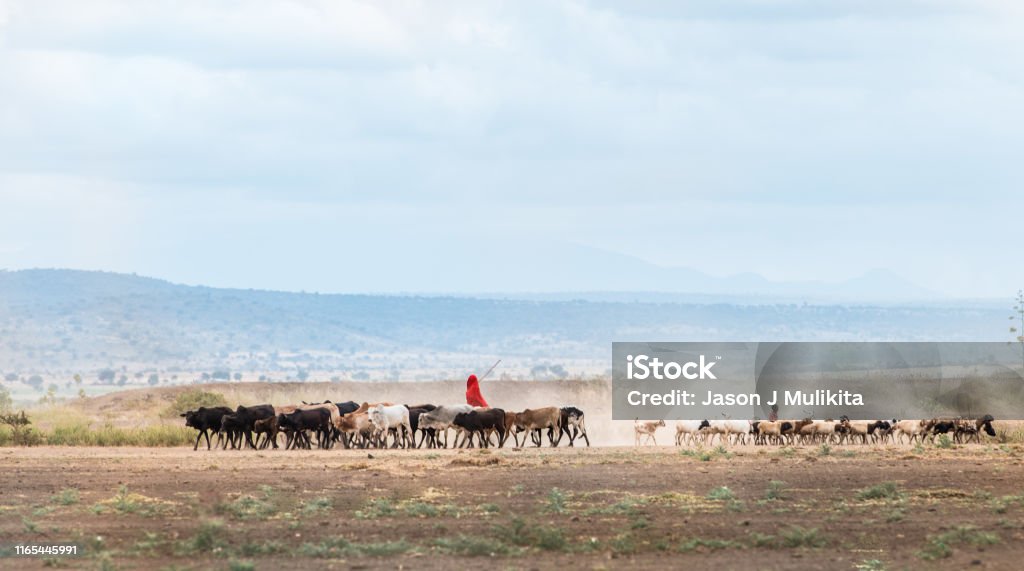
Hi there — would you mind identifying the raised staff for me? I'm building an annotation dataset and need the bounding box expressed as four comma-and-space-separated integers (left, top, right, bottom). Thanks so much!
465, 359, 500, 407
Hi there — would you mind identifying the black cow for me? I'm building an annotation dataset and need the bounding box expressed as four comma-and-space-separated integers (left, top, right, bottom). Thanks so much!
930, 420, 957, 443
278, 409, 333, 449
406, 406, 438, 449
559, 406, 590, 447
979, 415, 997, 437
233, 404, 276, 449
181, 406, 233, 451
453, 408, 506, 449
219, 414, 246, 450
333, 401, 360, 415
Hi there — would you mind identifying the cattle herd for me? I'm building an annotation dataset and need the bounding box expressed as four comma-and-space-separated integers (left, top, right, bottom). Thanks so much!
636, 415, 998, 447
180, 401, 590, 451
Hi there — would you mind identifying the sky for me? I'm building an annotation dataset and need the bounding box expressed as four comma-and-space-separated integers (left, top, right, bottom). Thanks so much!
0, 0, 1022, 297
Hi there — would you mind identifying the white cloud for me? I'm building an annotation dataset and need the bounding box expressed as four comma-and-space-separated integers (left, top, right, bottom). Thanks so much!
0, 0, 1022, 296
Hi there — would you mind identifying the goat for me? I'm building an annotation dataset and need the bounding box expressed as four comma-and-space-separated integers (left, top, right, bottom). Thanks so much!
635, 419, 665, 446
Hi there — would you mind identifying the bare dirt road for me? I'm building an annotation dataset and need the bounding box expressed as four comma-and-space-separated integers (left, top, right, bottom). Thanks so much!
2, 444, 1023, 570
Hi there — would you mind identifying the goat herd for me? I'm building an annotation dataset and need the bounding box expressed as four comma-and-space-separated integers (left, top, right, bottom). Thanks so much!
636, 415, 998, 447
180, 401, 590, 451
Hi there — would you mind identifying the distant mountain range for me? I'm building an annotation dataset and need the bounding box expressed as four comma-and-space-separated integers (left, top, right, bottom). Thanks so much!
488, 244, 940, 301
0, 269, 1008, 380
363, 242, 941, 301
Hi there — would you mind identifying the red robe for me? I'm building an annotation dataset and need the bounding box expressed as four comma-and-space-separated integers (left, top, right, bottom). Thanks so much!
465, 374, 488, 407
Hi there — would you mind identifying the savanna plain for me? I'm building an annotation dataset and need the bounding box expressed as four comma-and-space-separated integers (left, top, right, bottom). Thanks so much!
2, 381, 1024, 571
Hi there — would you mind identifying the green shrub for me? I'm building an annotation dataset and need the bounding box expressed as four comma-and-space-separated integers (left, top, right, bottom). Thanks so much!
217, 491, 277, 520
52, 488, 80, 505
433, 535, 513, 556
764, 480, 787, 501
545, 488, 568, 513
918, 525, 999, 560
706, 486, 735, 501
162, 390, 228, 418
300, 497, 332, 516
780, 526, 827, 548
356, 498, 396, 519
180, 520, 225, 554
856, 482, 903, 501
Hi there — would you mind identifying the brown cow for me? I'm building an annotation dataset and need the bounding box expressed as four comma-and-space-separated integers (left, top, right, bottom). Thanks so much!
503, 410, 522, 447
513, 407, 563, 447
253, 416, 280, 449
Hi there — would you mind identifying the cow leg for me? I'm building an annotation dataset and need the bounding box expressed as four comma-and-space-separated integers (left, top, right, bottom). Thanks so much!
193, 431, 203, 451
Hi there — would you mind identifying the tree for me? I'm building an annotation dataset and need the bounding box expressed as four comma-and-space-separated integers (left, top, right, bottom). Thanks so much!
98, 368, 116, 383
0, 385, 12, 413
233, 372, 242, 381
1012, 289, 1024, 371
40, 384, 58, 405
147, 373, 159, 386
73, 374, 82, 385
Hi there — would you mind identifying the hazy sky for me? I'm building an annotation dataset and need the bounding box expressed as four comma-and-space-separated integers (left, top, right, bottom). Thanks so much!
1, 1, 1021, 297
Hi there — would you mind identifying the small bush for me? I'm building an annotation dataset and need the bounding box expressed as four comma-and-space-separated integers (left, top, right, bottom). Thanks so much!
181, 519, 225, 553
491, 517, 565, 551
609, 532, 637, 554
480, 503, 500, 513
780, 526, 827, 548
918, 525, 999, 560
856, 482, 903, 501
94, 485, 167, 517
433, 535, 512, 556
935, 435, 954, 449
52, 488, 80, 506
162, 390, 228, 418
748, 532, 777, 548
706, 486, 735, 501
356, 498, 396, 519
300, 497, 332, 516
217, 488, 277, 520
545, 488, 567, 514
764, 480, 787, 501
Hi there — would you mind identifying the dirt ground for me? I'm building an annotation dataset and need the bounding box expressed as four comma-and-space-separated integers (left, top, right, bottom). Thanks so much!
2, 444, 1024, 571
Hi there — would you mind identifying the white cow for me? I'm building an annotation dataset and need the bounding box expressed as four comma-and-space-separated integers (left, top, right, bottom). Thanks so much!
369, 404, 412, 448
